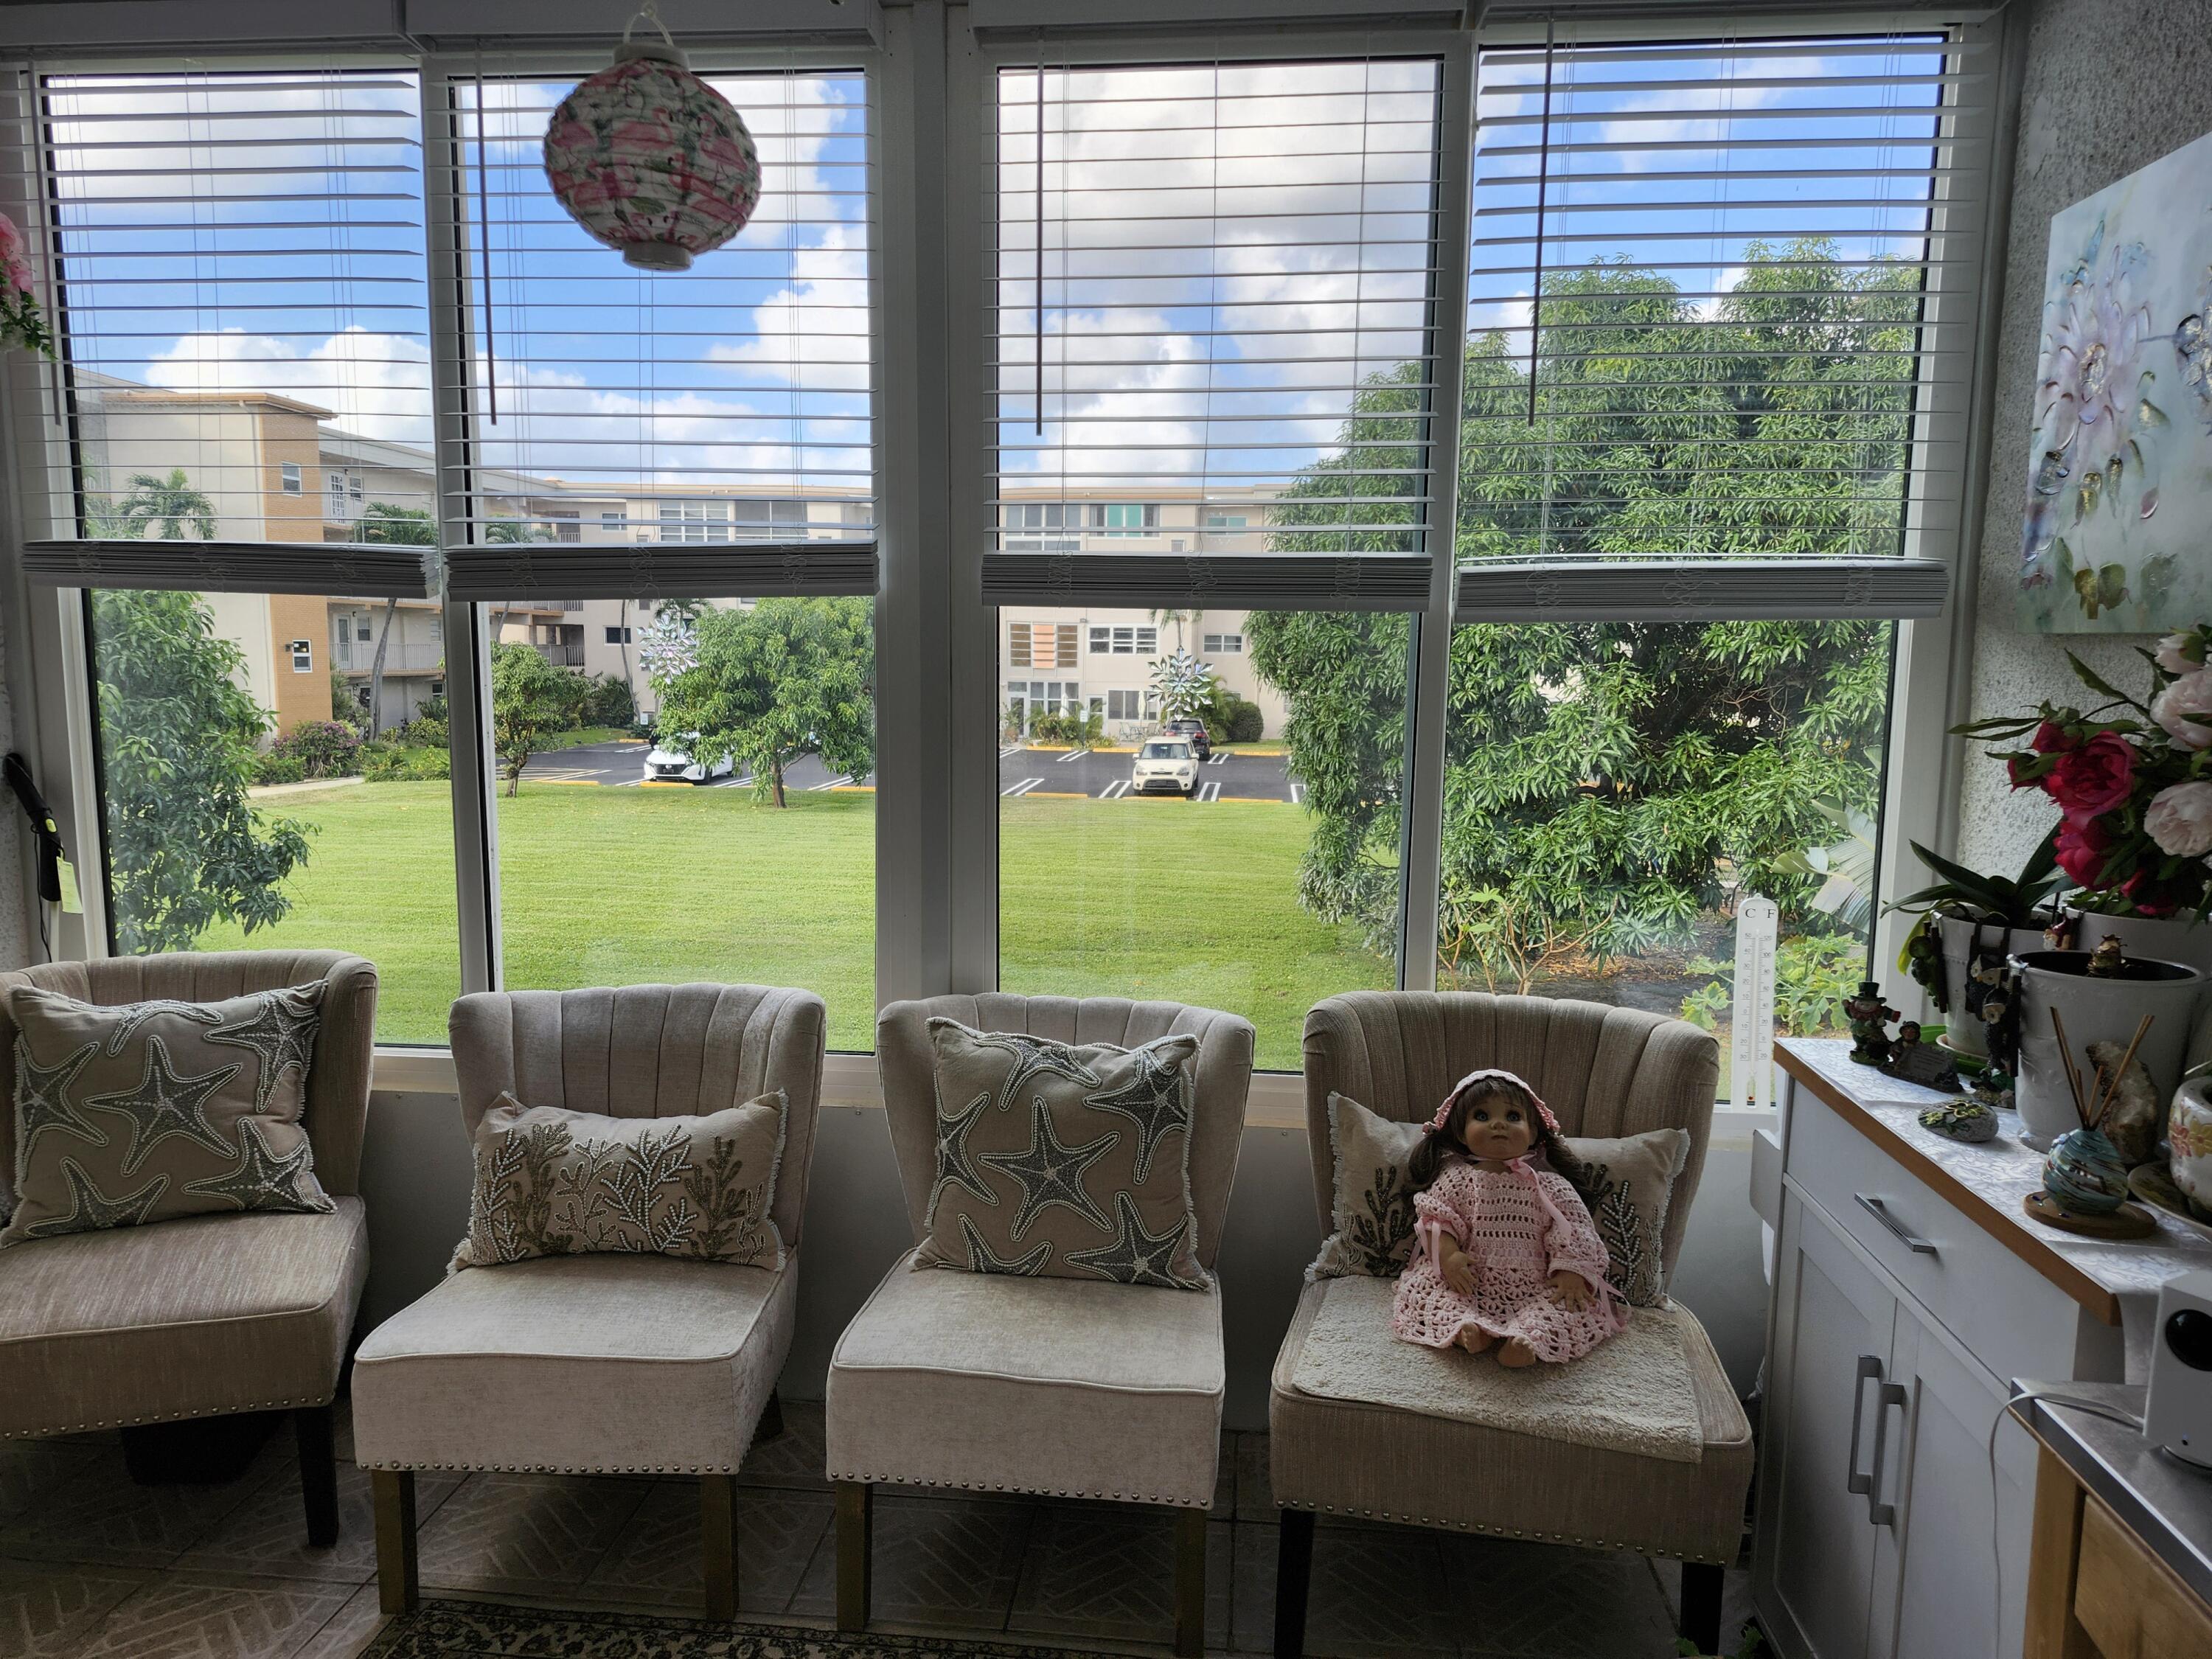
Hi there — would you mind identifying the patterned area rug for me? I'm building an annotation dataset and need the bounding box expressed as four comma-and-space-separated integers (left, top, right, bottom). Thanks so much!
362, 1600, 1125, 1658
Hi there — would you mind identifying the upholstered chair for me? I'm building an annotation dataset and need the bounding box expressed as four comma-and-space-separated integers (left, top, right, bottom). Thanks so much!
0, 949, 378, 1547
1270, 991, 1752, 1658
828, 995, 1254, 1659
350, 983, 824, 1620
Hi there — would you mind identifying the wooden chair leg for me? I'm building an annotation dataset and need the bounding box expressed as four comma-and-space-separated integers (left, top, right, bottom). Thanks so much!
293, 1405, 338, 1548
700, 1473, 740, 1620
752, 1388, 785, 1446
1274, 1507, 1315, 1659
1173, 1504, 1207, 1658
1680, 1560, 1725, 1656
372, 1470, 419, 1616
835, 1481, 872, 1633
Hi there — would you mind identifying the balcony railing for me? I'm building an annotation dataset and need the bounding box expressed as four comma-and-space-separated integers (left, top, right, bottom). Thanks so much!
331, 639, 444, 672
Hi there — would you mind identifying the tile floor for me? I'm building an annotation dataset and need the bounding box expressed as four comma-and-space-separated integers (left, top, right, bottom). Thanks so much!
0, 1400, 1756, 1658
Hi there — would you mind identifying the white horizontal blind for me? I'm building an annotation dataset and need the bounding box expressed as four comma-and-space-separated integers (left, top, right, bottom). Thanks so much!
985, 55, 1446, 609
1459, 29, 1980, 580
435, 60, 874, 599
29, 65, 436, 592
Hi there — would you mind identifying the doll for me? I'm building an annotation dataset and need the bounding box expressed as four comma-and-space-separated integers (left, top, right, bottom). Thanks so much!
1391, 1068, 1622, 1368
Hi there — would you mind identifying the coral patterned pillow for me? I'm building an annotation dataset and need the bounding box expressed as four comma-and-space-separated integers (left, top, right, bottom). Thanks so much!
453, 1093, 785, 1270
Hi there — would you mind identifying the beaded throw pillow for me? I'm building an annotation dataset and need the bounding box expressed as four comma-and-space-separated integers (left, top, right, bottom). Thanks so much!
917, 1019, 1208, 1289
1, 981, 331, 1245
452, 1093, 787, 1271
1309, 1092, 1690, 1307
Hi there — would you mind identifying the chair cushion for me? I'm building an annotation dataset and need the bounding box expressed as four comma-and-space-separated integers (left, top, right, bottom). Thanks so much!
827, 1248, 1223, 1507
1268, 1279, 1752, 1562
351, 1251, 794, 1475
0, 1196, 367, 1436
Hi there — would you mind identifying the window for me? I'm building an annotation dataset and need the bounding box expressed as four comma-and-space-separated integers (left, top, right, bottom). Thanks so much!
1099, 504, 1158, 535
605, 625, 633, 645
1105, 688, 1156, 723
1088, 625, 1158, 655
327, 473, 348, 516
660, 501, 728, 544
1009, 622, 1077, 669
1204, 513, 1248, 529
1203, 633, 1245, 655
549, 511, 580, 544
602, 510, 624, 532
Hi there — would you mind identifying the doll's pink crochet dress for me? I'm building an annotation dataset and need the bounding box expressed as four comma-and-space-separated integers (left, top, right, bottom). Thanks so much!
1391, 1156, 1623, 1363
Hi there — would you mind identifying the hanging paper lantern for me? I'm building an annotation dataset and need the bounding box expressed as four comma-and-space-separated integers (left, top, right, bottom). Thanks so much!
542, 32, 761, 272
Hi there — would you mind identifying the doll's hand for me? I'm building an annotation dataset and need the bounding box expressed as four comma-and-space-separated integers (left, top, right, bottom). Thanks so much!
1441, 1248, 1476, 1297
1547, 1269, 1593, 1311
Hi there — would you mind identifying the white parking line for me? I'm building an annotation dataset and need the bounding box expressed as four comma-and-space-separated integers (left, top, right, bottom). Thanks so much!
1195, 780, 1222, 803
1290, 782, 1304, 804
809, 775, 855, 791
1055, 748, 1090, 763
998, 744, 1023, 759
1098, 779, 1130, 800
1205, 752, 1228, 765
1001, 776, 1044, 797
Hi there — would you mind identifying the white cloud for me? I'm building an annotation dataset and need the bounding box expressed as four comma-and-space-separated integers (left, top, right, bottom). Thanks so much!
143, 326, 433, 445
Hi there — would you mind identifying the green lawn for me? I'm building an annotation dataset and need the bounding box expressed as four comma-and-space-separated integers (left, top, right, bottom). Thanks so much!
195, 782, 1386, 1066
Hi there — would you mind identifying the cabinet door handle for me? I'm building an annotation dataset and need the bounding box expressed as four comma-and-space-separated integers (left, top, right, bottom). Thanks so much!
1865, 1380, 1908, 1526
1845, 1353, 1882, 1496
1856, 1193, 1938, 1256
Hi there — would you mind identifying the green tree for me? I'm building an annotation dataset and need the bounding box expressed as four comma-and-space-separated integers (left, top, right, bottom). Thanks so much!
651, 598, 873, 807
1251, 241, 1910, 989
356, 502, 439, 739
91, 589, 311, 953
116, 467, 217, 540
488, 640, 586, 796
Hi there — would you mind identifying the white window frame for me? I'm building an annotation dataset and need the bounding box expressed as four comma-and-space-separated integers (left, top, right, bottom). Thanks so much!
280, 462, 302, 494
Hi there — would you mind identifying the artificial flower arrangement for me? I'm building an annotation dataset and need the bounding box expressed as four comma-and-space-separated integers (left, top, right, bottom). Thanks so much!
0, 210, 53, 358
1955, 627, 2212, 919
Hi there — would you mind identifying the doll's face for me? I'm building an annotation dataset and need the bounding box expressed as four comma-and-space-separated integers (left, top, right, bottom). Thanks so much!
1458, 1093, 1536, 1160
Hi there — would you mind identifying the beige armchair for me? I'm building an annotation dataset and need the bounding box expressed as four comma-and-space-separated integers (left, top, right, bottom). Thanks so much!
827, 995, 1253, 1659
1270, 991, 1751, 1658
350, 982, 824, 1620
0, 949, 378, 1548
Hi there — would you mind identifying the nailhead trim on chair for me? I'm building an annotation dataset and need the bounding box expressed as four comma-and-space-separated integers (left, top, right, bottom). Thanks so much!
6, 1393, 335, 1438
1287, 1500, 1731, 1565
356, 1459, 742, 1475
827, 1469, 1209, 1507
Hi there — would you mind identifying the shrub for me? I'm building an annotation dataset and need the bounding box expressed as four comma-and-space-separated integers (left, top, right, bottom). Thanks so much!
582, 672, 636, 728
251, 753, 306, 787
1224, 698, 1264, 742
268, 720, 362, 780
395, 714, 448, 751
362, 742, 451, 782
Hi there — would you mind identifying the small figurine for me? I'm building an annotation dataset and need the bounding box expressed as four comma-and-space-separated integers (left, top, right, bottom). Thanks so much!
1919, 1099, 1999, 1143
1963, 951, 2010, 1033
2085, 935, 2126, 978
1968, 1064, 2016, 1110
1881, 1020, 1964, 1092
1845, 980, 1899, 1067
1902, 917, 1947, 1009
1391, 1068, 1621, 1368
2043, 910, 2080, 952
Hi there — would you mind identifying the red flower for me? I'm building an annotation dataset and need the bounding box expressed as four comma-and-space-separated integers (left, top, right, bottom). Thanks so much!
2045, 731, 2137, 816
2031, 720, 2079, 754
2054, 813, 2117, 888
2123, 869, 2191, 917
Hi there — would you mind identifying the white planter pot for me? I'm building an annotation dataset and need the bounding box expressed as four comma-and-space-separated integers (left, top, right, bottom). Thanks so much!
2009, 949, 2206, 1151
2073, 908, 2212, 975
1937, 915, 2050, 1057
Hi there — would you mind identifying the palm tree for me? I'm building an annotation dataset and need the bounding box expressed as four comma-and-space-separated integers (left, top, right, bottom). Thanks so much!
117, 468, 216, 540
1149, 607, 1200, 652
479, 516, 551, 643
358, 503, 439, 738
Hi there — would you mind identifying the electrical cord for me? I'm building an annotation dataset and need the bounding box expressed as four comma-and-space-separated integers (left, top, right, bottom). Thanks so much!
1987, 1388, 2144, 1659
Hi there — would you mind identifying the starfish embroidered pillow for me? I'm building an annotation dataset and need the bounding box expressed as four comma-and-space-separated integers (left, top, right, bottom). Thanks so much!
1, 981, 332, 1246
916, 1019, 1208, 1289
451, 1093, 787, 1271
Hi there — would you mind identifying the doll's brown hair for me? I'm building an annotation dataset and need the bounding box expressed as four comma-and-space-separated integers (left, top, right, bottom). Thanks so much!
1406, 1074, 1552, 1189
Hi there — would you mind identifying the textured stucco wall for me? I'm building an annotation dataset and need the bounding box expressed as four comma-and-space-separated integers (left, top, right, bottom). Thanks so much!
1958, 0, 2212, 876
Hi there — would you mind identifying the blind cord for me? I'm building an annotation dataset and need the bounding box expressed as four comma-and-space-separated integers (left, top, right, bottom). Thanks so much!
1524, 15, 1553, 427
475, 44, 497, 425
1985, 1388, 2144, 1659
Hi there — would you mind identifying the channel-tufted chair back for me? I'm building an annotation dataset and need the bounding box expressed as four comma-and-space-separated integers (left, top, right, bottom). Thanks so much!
1302, 991, 1719, 1279
449, 983, 827, 1248
0, 950, 378, 1197
876, 993, 1254, 1270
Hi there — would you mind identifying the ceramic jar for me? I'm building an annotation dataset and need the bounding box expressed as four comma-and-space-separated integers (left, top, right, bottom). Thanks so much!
2044, 1127, 2129, 1214
2008, 949, 2206, 1150
1938, 916, 2050, 1057
2171, 1075, 2212, 1210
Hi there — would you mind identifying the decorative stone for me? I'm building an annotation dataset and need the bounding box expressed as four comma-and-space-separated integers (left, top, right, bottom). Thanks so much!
1919, 1100, 1999, 1143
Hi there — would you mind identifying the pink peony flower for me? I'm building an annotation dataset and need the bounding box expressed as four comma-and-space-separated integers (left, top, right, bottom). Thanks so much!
2055, 813, 2118, 888
2155, 669, 2212, 750
2158, 633, 2202, 674
2046, 731, 2137, 816
10, 260, 31, 294
2146, 781, 2212, 858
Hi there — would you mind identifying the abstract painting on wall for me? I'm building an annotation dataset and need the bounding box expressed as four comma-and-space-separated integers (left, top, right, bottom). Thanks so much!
2019, 128, 2212, 633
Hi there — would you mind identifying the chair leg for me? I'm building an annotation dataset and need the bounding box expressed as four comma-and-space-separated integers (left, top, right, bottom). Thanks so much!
293, 1405, 338, 1548
1172, 1504, 1206, 1658
372, 1471, 419, 1616
752, 1388, 785, 1446
700, 1473, 740, 1620
835, 1481, 872, 1633
1274, 1507, 1315, 1659
1680, 1559, 1725, 1656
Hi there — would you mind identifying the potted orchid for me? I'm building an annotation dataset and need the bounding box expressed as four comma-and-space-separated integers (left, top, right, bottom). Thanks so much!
0, 212, 53, 359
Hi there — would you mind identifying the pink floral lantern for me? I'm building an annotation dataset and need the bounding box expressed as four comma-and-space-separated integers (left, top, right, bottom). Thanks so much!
541, 9, 761, 272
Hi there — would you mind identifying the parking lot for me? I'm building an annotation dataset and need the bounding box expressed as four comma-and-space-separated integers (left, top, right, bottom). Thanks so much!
525, 740, 1302, 802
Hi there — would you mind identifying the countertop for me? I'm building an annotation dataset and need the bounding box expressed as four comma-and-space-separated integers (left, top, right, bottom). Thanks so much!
2012, 1381, 2212, 1613
1779, 1037, 2212, 1374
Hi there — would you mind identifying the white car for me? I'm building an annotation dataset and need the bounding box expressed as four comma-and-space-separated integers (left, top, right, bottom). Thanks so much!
1131, 738, 1199, 796
642, 735, 737, 784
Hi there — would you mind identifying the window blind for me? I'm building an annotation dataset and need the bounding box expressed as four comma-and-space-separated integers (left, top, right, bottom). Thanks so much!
29, 65, 436, 593
432, 61, 876, 601
984, 55, 1447, 611
1455, 29, 1982, 616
